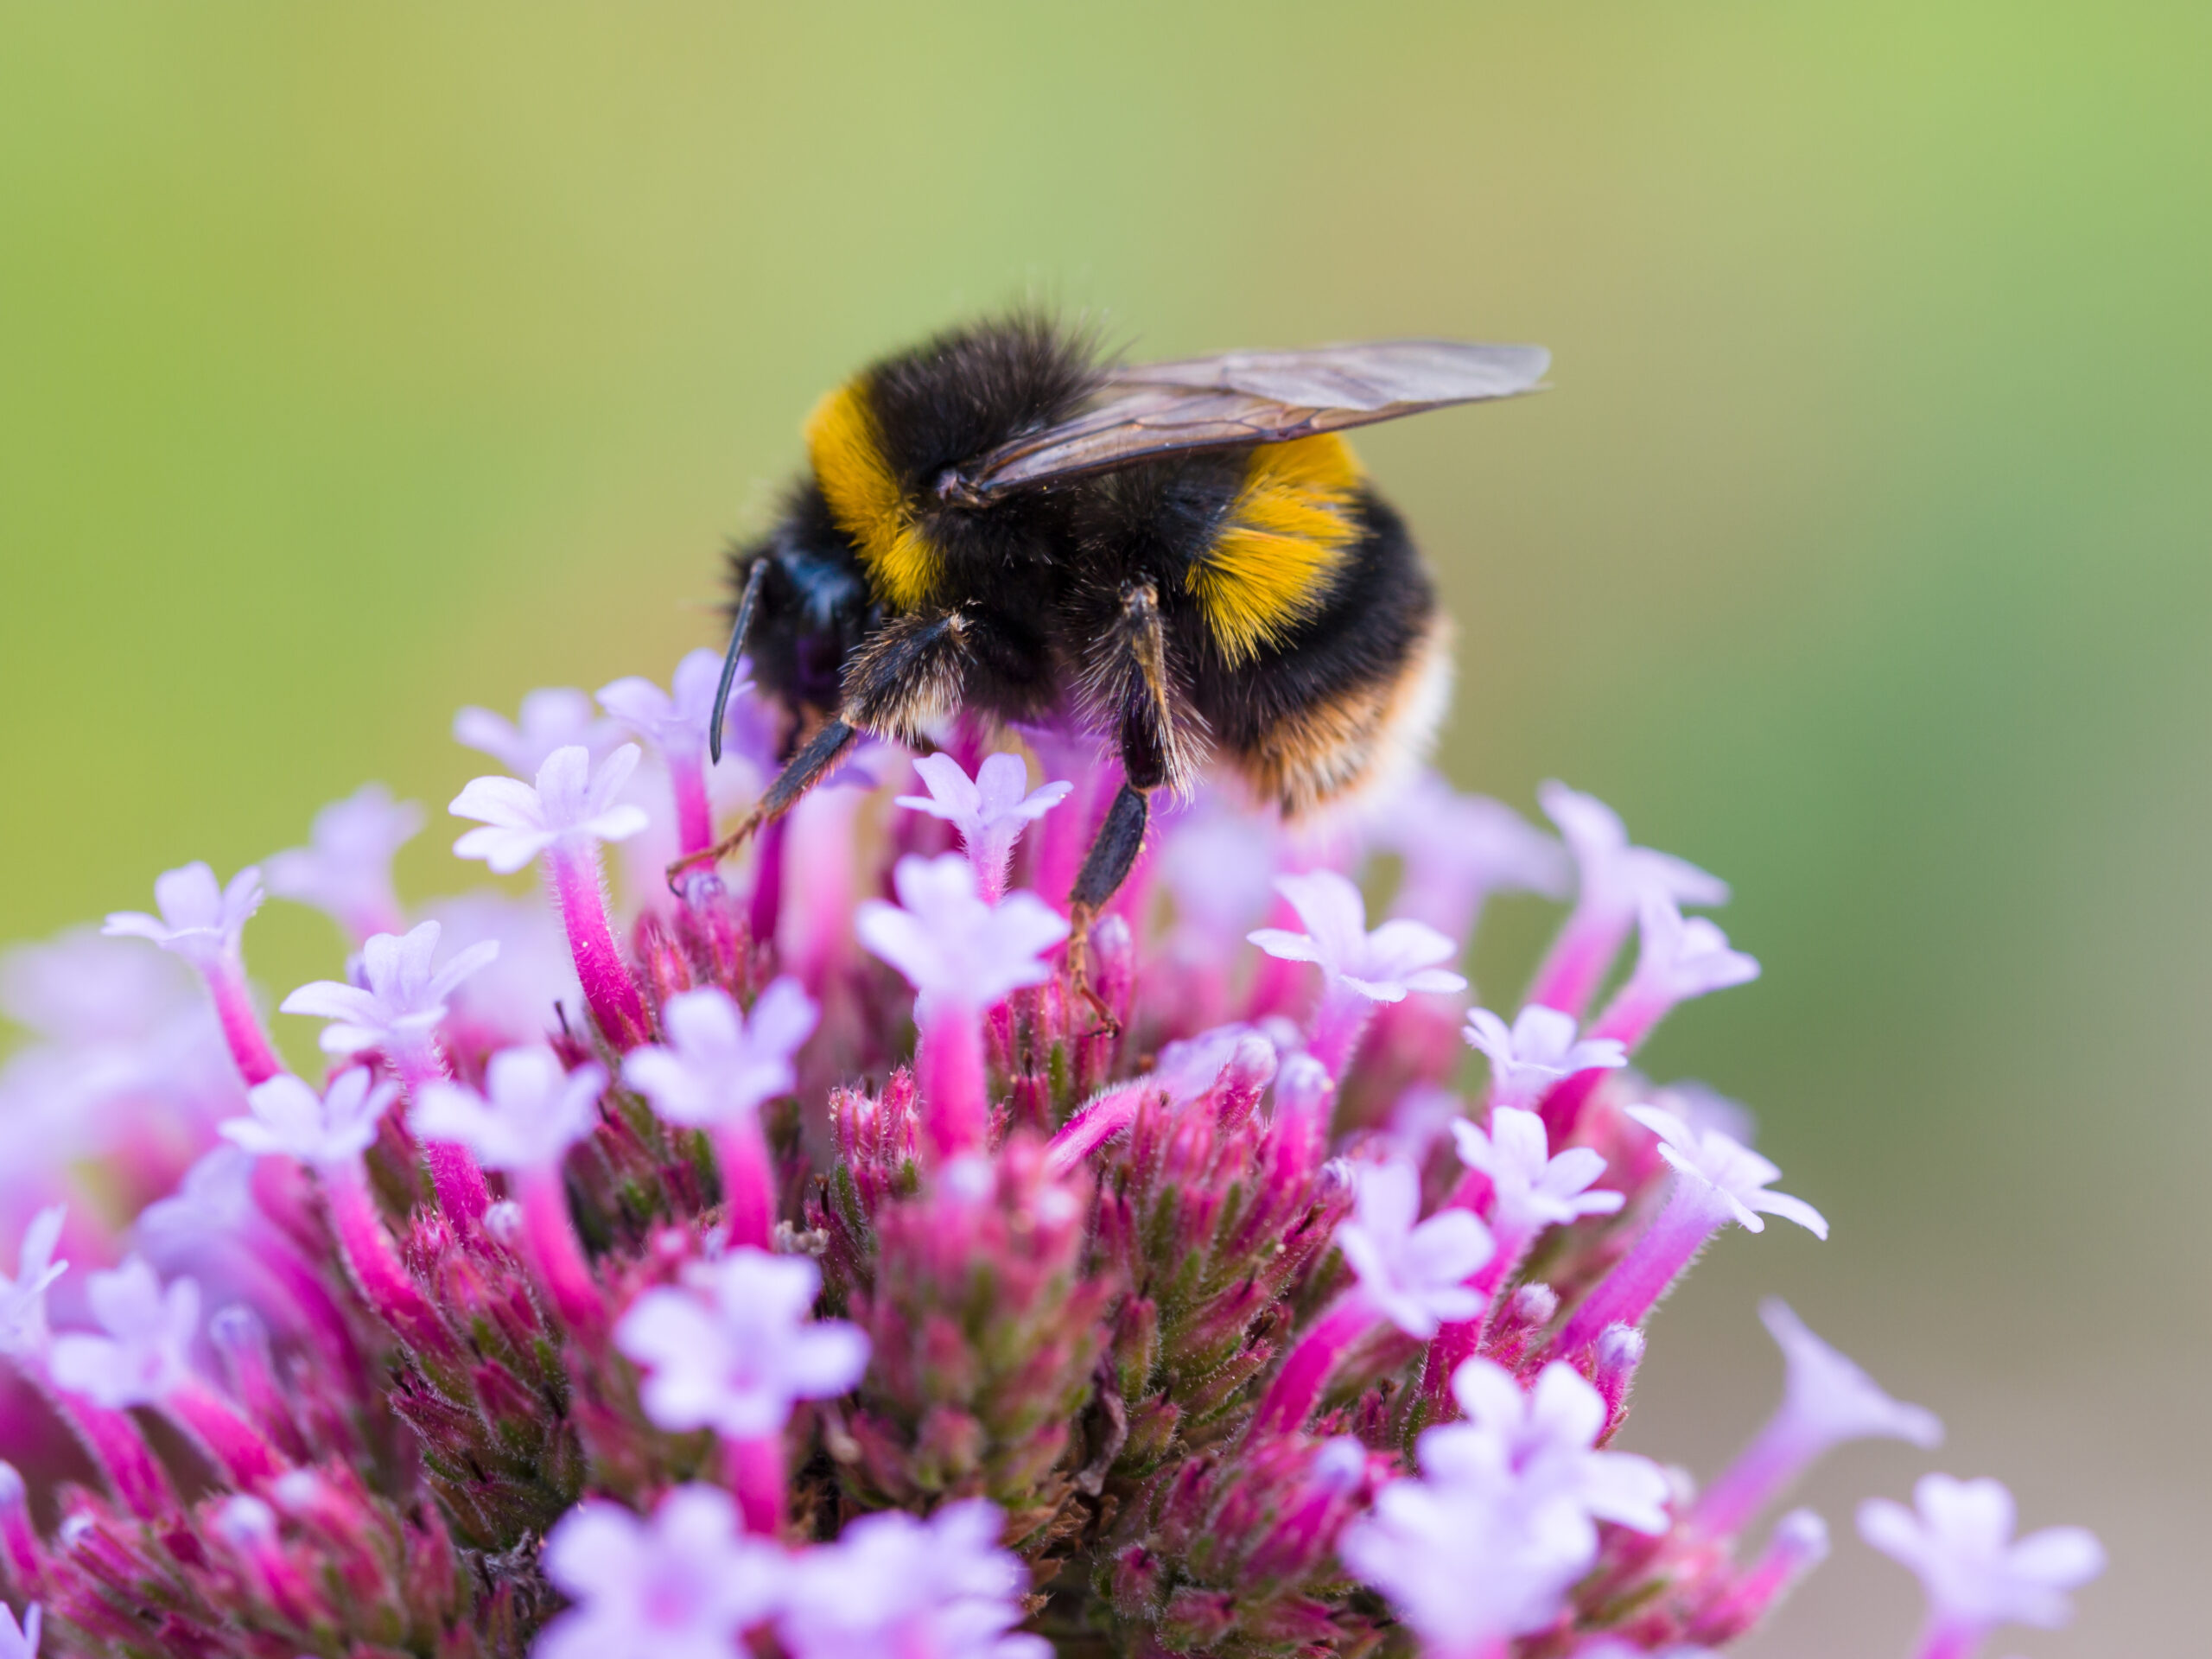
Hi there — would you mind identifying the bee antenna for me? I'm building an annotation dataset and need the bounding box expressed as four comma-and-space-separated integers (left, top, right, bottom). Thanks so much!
710, 558, 768, 766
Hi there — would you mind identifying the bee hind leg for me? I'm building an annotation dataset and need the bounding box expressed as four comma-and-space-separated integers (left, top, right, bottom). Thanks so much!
1065, 780, 1149, 1034
664, 718, 859, 895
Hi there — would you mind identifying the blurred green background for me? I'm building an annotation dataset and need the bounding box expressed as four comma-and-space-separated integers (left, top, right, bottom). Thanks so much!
3, 3, 2206, 1650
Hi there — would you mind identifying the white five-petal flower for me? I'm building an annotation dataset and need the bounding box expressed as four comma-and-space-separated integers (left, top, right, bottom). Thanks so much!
855, 854, 1069, 1010
1624, 890, 1760, 1004
622, 981, 817, 1129
1624, 1105, 1828, 1237
1540, 781, 1730, 922
278, 920, 499, 1060
1248, 871, 1467, 1003
454, 687, 619, 777
614, 1249, 869, 1440
1336, 1160, 1493, 1338
0, 1207, 68, 1357
1462, 1004, 1626, 1110
537, 1485, 782, 1659
219, 1069, 397, 1169
778, 1498, 1049, 1659
895, 751, 1072, 900
1859, 1474, 2103, 1636
1450, 1105, 1625, 1238
1760, 1299, 1942, 1452
450, 744, 651, 874
102, 862, 264, 969
264, 783, 423, 940
48, 1257, 200, 1409
412, 1049, 606, 1172
1423, 1357, 1673, 1535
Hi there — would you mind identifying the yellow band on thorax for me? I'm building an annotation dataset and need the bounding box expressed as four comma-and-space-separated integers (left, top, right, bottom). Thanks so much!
805, 379, 938, 610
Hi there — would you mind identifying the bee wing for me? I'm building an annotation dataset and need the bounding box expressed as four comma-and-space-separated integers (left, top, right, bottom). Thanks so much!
949, 340, 1549, 500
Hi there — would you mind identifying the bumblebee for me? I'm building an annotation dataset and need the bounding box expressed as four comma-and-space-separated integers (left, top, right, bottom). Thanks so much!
680, 315, 1547, 1000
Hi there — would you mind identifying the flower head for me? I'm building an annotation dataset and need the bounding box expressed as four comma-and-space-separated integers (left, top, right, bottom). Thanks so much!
855, 854, 1068, 1010
48, 1257, 200, 1408
1247, 870, 1466, 1003
1451, 1105, 1625, 1237
278, 920, 499, 1059
897, 750, 1071, 900
454, 687, 618, 777
0, 1207, 67, 1357
1463, 1004, 1626, 1110
219, 1069, 397, 1168
537, 1485, 781, 1659
1336, 1159, 1492, 1338
614, 1248, 868, 1439
1424, 1358, 1671, 1533
450, 744, 650, 874
412, 1049, 605, 1172
1760, 1299, 1942, 1452
1625, 1104, 1827, 1237
1367, 772, 1570, 932
596, 648, 733, 766
264, 783, 423, 940
1625, 891, 1760, 1004
778, 1498, 1048, 1659
1859, 1474, 2103, 1635
102, 862, 264, 969
1541, 781, 1730, 920
621, 981, 817, 1129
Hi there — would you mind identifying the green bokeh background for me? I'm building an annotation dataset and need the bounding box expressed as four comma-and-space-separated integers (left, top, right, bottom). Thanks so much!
3, 4, 2205, 1651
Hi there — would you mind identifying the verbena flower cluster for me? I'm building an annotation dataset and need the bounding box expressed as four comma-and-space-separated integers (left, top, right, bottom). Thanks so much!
0, 648, 2101, 1659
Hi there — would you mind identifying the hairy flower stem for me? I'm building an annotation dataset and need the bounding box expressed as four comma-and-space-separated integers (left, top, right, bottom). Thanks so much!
40, 1374, 173, 1517
546, 842, 652, 1049
1912, 1618, 1988, 1659
321, 1160, 459, 1362
201, 957, 284, 1086
1693, 1416, 1826, 1539
749, 817, 787, 953
514, 1163, 604, 1332
1419, 1222, 1532, 1411
671, 753, 715, 857
1045, 1082, 1153, 1179
724, 1433, 784, 1535
390, 1039, 493, 1225
713, 1119, 778, 1249
1525, 907, 1630, 1021
1250, 1291, 1376, 1438
916, 999, 988, 1160
1556, 1177, 1733, 1355
1306, 984, 1376, 1080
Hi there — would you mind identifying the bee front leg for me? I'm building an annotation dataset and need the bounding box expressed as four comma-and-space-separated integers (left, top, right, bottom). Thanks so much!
665, 718, 859, 894
1065, 780, 1150, 1034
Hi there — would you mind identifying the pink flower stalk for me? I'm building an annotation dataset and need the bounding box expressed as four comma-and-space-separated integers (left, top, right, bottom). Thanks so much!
855, 854, 1066, 1159
454, 685, 619, 775
1693, 1300, 1942, 1538
1589, 891, 1761, 1050
279, 920, 500, 1220
598, 648, 736, 859
1525, 783, 1728, 1020
1555, 1105, 1827, 1355
1366, 772, 1570, 940
1688, 1508, 1831, 1645
413, 1049, 607, 1330
1462, 1002, 1626, 1113
777, 1498, 1049, 1659
897, 749, 1073, 902
537, 1485, 782, 1659
103, 861, 281, 1085
622, 981, 817, 1248
1248, 870, 1466, 1077
614, 1249, 868, 1533
451, 743, 653, 1048
264, 782, 423, 943
1253, 1160, 1490, 1436
1859, 1475, 2103, 1659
